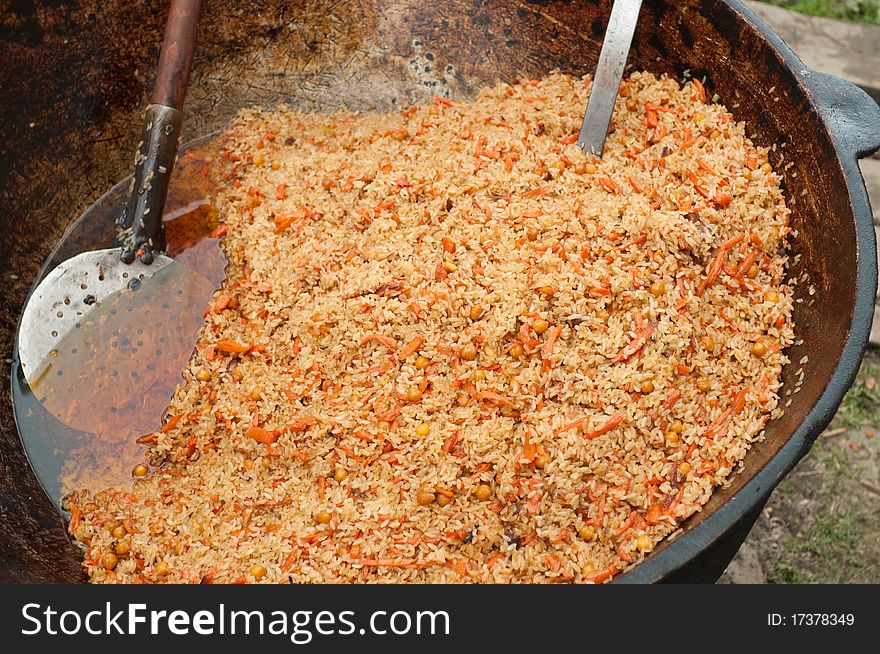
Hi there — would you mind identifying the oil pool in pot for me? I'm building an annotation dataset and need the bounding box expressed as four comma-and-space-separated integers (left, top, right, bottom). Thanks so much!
11, 145, 226, 510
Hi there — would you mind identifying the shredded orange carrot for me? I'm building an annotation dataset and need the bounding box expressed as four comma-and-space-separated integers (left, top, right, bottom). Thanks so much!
696, 234, 745, 296
282, 416, 320, 433
215, 339, 250, 354
686, 170, 710, 198
156, 412, 186, 434
519, 323, 541, 350
678, 127, 696, 152
214, 294, 232, 312
732, 388, 748, 413
535, 285, 557, 297
360, 333, 398, 350
476, 390, 517, 408
555, 416, 590, 436
646, 502, 670, 525
441, 431, 460, 454
487, 552, 505, 569
599, 177, 621, 194
584, 565, 619, 584
664, 388, 682, 409
655, 122, 668, 141
210, 224, 228, 238
541, 325, 563, 360
281, 550, 301, 574
408, 302, 425, 321
735, 249, 758, 280
337, 445, 364, 463
68, 505, 81, 535
698, 158, 717, 176
524, 185, 550, 198
398, 337, 425, 360
245, 425, 279, 445
704, 388, 749, 440
610, 313, 654, 363
583, 414, 625, 440
692, 78, 707, 103
713, 192, 733, 208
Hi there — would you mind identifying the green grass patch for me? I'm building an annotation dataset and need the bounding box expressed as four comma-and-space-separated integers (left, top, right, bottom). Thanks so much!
770, 562, 809, 583
771, 475, 880, 582
831, 361, 880, 429
762, 0, 880, 24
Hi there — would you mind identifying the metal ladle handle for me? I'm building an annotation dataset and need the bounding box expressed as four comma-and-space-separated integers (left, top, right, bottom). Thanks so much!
577, 0, 643, 157
120, 0, 203, 265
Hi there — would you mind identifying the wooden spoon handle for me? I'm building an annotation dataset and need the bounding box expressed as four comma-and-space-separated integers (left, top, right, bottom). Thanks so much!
151, 0, 203, 109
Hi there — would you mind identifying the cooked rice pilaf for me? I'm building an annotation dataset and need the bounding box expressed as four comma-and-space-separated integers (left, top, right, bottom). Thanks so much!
67, 72, 795, 583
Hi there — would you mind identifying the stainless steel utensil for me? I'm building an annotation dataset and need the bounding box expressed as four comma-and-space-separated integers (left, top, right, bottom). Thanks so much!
578, 0, 644, 156
18, 0, 204, 390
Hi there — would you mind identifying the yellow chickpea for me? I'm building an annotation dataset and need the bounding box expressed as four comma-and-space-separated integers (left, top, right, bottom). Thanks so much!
636, 534, 653, 552
475, 484, 493, 501
132, 464, 149, 478
578, 525, 597, 541
101, 552, 118, 571
649, 281, 666, 297
532, 318, 550, 335
416, 487, 436, 506
460, 344, 477, 361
